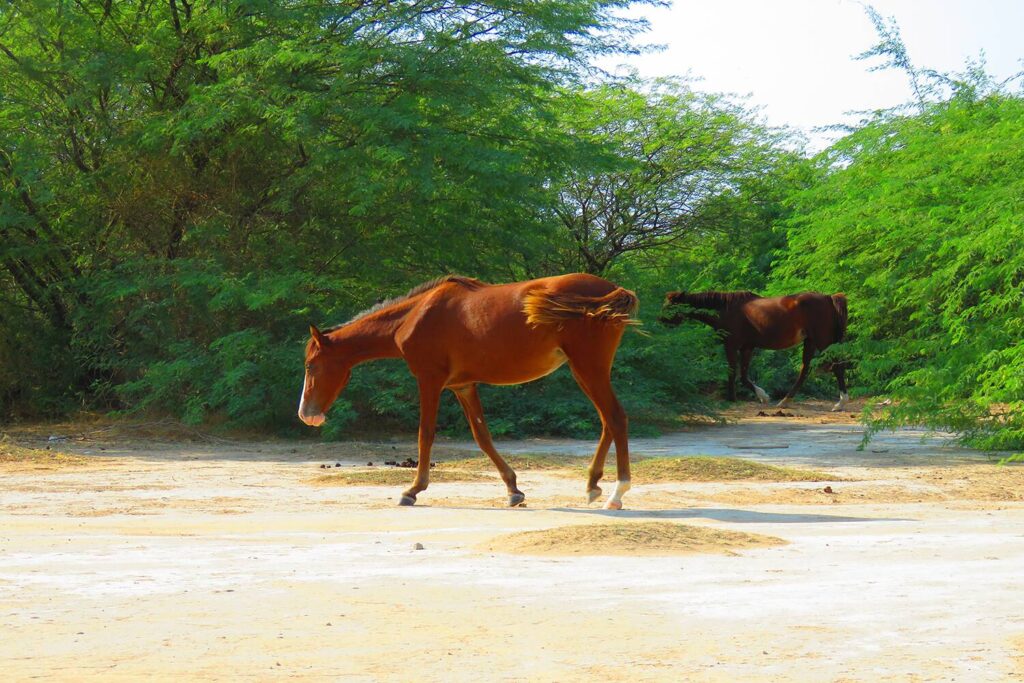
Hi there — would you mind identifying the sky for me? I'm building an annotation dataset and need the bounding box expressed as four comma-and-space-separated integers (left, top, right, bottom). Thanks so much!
599, 0, 1024, 148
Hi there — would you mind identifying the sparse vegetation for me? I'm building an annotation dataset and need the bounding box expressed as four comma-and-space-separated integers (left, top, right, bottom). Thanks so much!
313, 468, 492, 487
626, 456, 834, 483
0, 436, 88, 468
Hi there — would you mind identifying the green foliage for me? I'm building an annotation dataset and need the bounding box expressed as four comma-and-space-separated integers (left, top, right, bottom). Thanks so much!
773, 92, 1024, 452
2, 0, 1020, 459
546, 79, 794, 275
0, 0, 660, 429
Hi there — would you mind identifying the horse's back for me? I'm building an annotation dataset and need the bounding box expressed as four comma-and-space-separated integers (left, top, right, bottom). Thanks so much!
396, 274, 627, 386
741, 292, 840, 350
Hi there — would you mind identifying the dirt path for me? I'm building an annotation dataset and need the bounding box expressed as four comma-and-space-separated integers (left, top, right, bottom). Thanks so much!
2, 414, 1023, 681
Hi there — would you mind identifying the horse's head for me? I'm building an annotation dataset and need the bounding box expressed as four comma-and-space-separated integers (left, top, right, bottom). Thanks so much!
659, 291, 687, 326
298, 325, 351, 427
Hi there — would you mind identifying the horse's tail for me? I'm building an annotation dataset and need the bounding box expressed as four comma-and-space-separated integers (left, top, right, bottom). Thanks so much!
524, 287, 640, 327
830, 293, 848, 342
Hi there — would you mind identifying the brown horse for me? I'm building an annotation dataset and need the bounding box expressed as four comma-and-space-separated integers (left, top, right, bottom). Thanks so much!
299, 274, 638, 509
660, 290, 849, 410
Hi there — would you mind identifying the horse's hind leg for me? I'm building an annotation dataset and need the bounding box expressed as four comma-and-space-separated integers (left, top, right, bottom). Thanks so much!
452, 385, 524, 506
778, 341, 815, 408
725, 345, 739, 401
565, 349, 630, 511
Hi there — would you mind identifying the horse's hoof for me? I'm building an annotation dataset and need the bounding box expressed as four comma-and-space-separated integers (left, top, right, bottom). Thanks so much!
603, 500, 623, 511
508, 492, 526, 507
398, 495, 416, 506
587, 487, 603, 503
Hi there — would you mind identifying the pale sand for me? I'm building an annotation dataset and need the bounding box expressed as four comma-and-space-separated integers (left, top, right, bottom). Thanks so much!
2, 421, 1023, 681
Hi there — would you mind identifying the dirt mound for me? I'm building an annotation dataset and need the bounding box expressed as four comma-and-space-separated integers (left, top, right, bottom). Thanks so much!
919, 465, 1024, 502
481, 521, 786, 556
627, 456, 834, 482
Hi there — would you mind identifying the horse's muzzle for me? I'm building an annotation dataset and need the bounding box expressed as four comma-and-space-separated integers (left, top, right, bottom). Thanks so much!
298, 410, 326, 427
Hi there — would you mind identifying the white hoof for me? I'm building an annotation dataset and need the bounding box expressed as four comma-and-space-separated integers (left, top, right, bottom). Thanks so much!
604, 480, 631, 510
754, 385, 769, 403
831, 392, 850, 412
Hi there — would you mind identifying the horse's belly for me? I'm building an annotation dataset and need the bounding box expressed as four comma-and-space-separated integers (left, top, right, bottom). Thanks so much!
760, 329, 806, 350
450, 348, 567, 386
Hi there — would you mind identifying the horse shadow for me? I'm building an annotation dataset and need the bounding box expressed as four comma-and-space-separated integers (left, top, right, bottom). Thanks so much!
547, 506, 907, 524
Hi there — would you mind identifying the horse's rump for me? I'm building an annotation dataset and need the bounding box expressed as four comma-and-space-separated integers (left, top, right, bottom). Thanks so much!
523, 287, 639, 327
830, 293, 848, 342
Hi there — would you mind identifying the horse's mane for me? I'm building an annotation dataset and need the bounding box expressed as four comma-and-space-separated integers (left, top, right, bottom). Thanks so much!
324, 275, 486, 332
668, 290, 761, 312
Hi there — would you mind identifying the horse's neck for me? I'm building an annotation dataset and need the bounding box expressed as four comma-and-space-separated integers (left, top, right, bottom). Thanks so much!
328, 309, 407, 365
687, 310, 723, 329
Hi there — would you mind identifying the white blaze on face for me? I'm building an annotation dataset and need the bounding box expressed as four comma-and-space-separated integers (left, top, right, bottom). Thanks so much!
298, 372, 325, 426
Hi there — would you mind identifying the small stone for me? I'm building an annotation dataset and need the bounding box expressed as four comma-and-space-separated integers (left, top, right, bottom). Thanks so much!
320, 464, 327, 469
824, 486, 834, 494
413, 542, 424, 551
367, 461, 373, 466
335, 463, 341, 467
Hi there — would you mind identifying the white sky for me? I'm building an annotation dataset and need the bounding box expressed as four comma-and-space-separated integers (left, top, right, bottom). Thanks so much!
599, 0, 1024, 148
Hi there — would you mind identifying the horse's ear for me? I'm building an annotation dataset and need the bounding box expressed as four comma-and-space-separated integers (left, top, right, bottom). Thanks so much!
309, 324, 327, 349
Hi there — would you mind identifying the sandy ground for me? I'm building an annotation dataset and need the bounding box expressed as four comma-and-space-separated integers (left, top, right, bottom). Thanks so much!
2, 405, 1024, 682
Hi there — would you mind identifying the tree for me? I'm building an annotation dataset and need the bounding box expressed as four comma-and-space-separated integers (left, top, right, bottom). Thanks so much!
546, 80, 792, 275
773, 90, 1024, 456
0, 0, 656, 423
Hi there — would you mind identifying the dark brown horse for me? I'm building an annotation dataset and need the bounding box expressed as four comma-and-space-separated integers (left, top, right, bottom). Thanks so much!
660, 290, 849, 410
299, 274, 638, 509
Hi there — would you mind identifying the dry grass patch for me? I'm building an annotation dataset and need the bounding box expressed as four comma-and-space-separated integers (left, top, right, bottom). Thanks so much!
444, 454, 835, 483
626, 456, 834, 483
1011, 634, 1024, 677
0, 435, 89, 468
482, 521, 786, 556
436, 453, 583, 471
313, 467, 492, 486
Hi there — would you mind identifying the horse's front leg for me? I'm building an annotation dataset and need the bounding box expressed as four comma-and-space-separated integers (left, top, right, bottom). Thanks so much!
452, 385, 524, 506
725, 346, 739, 401
740, 347, 769, 403
400, 379, 443, 506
